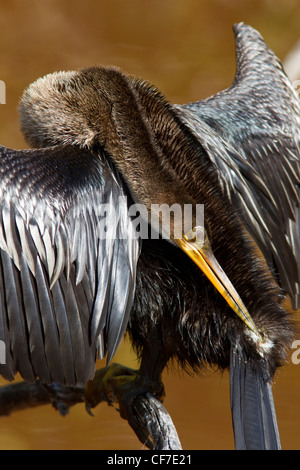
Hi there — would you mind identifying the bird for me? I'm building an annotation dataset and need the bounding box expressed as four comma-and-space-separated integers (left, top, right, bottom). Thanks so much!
0, 22, 299, 449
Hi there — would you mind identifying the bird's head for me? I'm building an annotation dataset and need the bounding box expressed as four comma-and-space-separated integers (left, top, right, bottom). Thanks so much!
19, 67, 122, 149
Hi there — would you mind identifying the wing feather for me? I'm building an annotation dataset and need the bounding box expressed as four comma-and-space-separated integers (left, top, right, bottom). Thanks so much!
0, 144, 140, 386
1, 250, 35, 382
176, 23, 300, 308
19, 253, 50, 382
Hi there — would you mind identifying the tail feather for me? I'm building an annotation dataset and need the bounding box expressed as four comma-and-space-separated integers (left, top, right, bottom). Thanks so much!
230, 348, 281, 450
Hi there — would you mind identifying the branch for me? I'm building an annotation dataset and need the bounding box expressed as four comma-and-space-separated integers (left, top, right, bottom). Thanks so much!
0, 381, 50, 415
131, 392, 182, 450
0, 368, 182, 450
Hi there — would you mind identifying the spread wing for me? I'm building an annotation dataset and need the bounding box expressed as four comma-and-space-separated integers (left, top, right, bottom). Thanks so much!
176, 22, 300, 309
0, 144, 140, 386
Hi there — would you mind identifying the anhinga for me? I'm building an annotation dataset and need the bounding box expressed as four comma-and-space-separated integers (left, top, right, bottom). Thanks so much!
0, 23, 299, 449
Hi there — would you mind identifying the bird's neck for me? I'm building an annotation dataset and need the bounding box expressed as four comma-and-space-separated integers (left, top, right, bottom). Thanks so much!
130, 77, 218, 203
94, 70, 187, 210
87, 68, 200, 238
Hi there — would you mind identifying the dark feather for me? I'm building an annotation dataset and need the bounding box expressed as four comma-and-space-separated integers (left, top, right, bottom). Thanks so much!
230, 346, 281, 450
0, 144, 140, 386
19, 253, 50, 382
176, 22, 300, 308
0, 250, 35, 382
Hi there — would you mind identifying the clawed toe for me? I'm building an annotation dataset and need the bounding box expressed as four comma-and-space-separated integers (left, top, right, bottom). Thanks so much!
84, 363, 137, 409
84, 362, 165, 447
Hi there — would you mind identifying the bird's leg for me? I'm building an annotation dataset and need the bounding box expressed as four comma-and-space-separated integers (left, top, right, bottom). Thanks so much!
133, 343, 166, 401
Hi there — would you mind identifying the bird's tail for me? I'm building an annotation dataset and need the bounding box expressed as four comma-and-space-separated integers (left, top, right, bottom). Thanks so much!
230, 347, 281, 450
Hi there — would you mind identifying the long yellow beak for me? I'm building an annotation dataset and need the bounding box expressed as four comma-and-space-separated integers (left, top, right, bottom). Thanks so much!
173, 229, 261, 339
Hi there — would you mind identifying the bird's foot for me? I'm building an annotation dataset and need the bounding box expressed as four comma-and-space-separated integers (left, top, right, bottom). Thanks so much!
84, 363, 165, 447
85, 362, 165, 417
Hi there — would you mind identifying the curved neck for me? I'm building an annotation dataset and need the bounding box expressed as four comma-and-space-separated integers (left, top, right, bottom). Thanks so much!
130, 77, 220, 203
91, 68, 191, 211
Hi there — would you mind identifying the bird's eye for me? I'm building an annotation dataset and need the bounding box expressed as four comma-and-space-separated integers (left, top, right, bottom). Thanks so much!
183, 226, 206, 248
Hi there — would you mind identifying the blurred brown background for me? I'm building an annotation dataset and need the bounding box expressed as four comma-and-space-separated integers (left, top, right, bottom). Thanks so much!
0, 0, 300, 450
